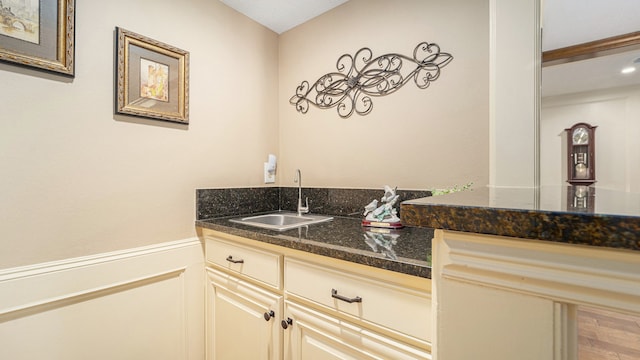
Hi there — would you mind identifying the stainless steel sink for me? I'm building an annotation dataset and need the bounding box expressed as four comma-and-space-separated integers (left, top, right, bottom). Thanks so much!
229, 212, 333, 231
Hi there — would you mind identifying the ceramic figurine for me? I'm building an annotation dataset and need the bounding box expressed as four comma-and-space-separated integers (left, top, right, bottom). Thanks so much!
362, 185, 403, 229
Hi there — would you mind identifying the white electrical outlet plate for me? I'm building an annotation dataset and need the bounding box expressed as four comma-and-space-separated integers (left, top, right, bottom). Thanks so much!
264, 163, 275, 183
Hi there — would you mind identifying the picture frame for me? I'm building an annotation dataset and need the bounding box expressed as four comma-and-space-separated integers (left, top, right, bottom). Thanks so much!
115, 27, 189, 124
0, 0, 75, 76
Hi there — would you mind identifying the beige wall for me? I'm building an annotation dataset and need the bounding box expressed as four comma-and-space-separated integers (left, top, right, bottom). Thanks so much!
0, 0, 496, 269
278, 0, 490, 189
0, 0, 279, 268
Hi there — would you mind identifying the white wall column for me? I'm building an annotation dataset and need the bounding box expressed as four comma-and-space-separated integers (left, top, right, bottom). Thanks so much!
490, 0, 541, 188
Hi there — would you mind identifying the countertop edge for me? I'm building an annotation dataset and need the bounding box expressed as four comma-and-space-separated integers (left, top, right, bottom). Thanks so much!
195, 219, 432, 279
401, 201, 640, 252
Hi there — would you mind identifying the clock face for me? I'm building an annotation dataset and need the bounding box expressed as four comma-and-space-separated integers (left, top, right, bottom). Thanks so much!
572, 127, 589, 145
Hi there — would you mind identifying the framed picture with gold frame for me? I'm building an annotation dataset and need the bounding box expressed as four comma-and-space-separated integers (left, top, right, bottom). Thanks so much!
115, 27, 189, 124
0, 0, 75, 76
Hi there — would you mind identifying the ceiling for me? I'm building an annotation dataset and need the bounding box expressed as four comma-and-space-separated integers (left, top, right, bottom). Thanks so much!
541, 0, 640, 97
542, 48, 640, 97
220, 0, 640, 97
220, 0, 348, 34
542, 0, 640, 51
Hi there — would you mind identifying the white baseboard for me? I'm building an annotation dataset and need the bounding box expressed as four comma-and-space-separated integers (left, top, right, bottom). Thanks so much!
0, 238, 205, 360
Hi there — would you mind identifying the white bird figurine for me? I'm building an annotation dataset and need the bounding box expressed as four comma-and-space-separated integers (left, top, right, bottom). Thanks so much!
380, 185, 396, 203
363, 199, 378, 216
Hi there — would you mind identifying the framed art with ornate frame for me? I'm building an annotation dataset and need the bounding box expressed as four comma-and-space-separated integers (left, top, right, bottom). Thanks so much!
115, 27, 189, 124
0, 0, 75, 76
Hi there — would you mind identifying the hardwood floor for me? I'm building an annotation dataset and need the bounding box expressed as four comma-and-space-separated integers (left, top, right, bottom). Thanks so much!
579, 306, 640, 360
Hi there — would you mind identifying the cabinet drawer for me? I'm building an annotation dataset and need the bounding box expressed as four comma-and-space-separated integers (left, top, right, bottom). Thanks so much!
206, 236, 281, 289
285, 257, 431, 341
284, 301, 430, 360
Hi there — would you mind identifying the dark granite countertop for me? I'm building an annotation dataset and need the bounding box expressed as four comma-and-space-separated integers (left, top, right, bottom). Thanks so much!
196, 213, 433, 278
401, 186, 640, 251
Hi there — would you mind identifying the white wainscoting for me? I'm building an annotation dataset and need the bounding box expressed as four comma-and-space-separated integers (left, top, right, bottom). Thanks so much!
0, 238, 205, 360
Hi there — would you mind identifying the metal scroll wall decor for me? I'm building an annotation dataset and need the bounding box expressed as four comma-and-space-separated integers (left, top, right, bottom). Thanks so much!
289, 41, 453, 118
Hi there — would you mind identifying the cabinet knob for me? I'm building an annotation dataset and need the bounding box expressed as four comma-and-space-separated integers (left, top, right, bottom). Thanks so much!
281, 317, 293, 329
263, 310, 275, 321
225, 255, 244, 264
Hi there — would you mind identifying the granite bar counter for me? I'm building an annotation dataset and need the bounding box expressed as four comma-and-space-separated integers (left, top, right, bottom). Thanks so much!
400, 186, 640, 251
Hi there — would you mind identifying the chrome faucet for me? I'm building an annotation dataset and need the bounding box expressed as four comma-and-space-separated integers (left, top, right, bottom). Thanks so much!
294, 169, 309, 216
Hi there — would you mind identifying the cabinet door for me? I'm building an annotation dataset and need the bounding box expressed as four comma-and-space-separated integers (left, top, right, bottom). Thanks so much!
206, 268, 282, 360
283, 301, 430, 360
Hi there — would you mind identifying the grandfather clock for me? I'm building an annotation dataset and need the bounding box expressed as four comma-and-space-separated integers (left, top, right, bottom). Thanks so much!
565, 122, 596, 185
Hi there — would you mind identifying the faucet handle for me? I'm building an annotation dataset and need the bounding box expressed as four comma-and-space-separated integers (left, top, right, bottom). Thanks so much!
299, 197, 309, 214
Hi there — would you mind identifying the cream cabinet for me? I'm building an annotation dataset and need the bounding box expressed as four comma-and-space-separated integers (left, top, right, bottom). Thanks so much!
285, 258, 431, 342
203, 229, 432, 360
432, 229, 640, 360
283, 301, 429, 359
206, 268, 283, 360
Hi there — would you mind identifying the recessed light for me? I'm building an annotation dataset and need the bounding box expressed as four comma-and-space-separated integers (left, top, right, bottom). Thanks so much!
621, 66, 636, 74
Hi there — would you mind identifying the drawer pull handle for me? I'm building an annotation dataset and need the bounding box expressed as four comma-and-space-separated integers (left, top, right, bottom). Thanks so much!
225, 255, 244, 264
263, 310, 275, 321
331, 288, 362, 303
281, 317, 293, 329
